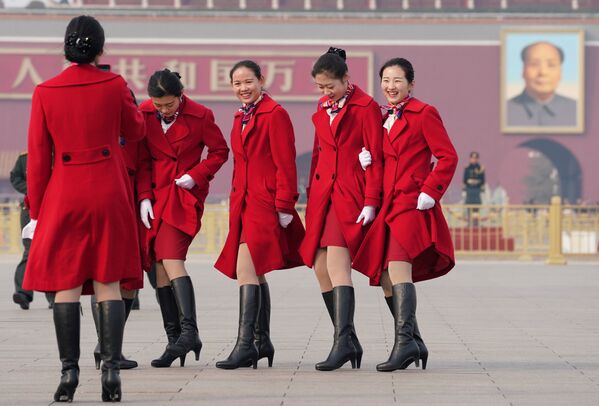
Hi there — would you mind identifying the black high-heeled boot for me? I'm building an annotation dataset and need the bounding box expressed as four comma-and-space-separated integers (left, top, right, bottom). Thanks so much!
53, 302, 80, 402
164, 276, 202, 367
216, 284, 260, 369
99, 300, 125, 402
315, 286, 359, 371
151, 286, 182, 368
92, 296, 138, 370
377, 284, 420, 372
322, 290, 362, 368
385, 294, 428, 369
254, 283, 275, 367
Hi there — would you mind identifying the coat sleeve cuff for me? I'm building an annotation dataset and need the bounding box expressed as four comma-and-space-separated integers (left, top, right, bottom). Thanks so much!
275, 198, 297, 214
137, 191, 154, 203
422, 183, 443, 201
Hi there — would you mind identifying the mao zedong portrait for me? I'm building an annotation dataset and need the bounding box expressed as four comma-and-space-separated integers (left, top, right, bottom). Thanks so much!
507, 41, 577, 127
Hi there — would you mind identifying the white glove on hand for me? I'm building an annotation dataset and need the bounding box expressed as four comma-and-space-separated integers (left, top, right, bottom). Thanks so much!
359, 147, 372, 170
22, 219, 37, 239
278, 212, 293, 228
140, 198, 154, 230
416, 192, 436, 210
356, 205, 376, 226
175, 174, 196, 190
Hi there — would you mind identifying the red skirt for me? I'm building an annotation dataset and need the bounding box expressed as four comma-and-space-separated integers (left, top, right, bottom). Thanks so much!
154, 222, 192, 261
319, 203, 347, 248
384, 226, 412, 267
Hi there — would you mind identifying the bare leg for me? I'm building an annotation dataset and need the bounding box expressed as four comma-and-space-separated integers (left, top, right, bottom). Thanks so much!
326, 246, 352, 287
388, 261, 413, 285
162, 259, 188, 282
236, 243, 259, 286
380, 270, 393, 297
314, 248, 333, 292
55, 286, 83, 303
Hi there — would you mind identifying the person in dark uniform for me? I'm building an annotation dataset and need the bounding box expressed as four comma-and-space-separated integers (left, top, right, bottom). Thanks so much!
10, 151, 55, 310
463, 151, 485, 226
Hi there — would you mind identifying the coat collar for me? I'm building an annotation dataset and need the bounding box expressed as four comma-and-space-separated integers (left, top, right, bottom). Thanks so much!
387, 97, 427, 143
313, 85, 373, 145
235, 93, 278, 144
139, 94, 206, 120
39, 64, 120, 88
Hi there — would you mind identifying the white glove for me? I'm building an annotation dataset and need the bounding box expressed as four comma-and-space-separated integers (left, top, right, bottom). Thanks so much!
358, 147, 372, 170
22, 219, 37, 239
278, 212, 293, 228
416, 192, 436, 210
175, 174, 196, 190
356, 205, 376, 226
140, 198, 154, 230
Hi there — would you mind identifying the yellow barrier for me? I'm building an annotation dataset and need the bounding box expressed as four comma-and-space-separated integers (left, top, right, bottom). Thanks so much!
2, 200, 598, 261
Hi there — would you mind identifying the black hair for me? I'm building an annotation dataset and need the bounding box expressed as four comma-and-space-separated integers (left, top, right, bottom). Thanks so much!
147, 69, 184, 98
521, 41, 564, 64
229, 60, 263, 81
379, 58, 415, 83
64, 15, 105, 64
311, 47, 348, 79
470, 151, 479, 158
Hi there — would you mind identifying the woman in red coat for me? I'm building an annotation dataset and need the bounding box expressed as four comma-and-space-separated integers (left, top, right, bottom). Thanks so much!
214, 60, 305, 369
22, 16, 145, 402
137, 69, 229, 368
354, 57, 458, 372
299, 48, 384, 371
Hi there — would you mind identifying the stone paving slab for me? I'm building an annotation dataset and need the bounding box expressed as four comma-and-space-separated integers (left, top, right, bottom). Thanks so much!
1, 256, 598, 406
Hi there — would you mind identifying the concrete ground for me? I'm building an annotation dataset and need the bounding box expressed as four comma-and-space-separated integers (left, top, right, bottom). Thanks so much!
1, 256, 598, 406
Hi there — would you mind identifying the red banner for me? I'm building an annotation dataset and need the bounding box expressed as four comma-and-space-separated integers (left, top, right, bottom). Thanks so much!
0, 42, 374, 101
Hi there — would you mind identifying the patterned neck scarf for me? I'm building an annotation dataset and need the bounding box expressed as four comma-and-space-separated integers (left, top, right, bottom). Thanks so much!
239, 93, 264, 126
320, 83, 355, 114
382, 94, 412, 119
156, 96, 185, 125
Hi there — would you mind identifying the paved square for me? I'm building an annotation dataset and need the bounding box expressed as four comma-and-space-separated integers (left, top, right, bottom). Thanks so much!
1, 256, 598, 405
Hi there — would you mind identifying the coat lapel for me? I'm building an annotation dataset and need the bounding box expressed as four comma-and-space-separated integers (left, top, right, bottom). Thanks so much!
312, 109, 336, 146
388, 115, 407, 144
241, 94, 277, 145
146, 116, 177, 158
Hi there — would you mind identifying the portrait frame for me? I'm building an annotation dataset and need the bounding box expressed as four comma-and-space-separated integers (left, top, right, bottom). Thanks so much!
500, 28, 584, 134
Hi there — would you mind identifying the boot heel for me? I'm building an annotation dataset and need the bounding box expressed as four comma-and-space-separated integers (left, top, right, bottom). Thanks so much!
350, 356, 356, 369
179, 354, 186, 367
101, 385, 121, 402
193, 343, 202, 361
356, 352, 362, 369
415, 358, 420, 368
267, 354, 274, 367
94, 351, 101, 370
421, 353, 428, 370
252, 357, 258, 369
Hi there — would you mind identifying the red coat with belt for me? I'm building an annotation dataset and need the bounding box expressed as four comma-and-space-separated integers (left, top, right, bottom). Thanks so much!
23, 64, 146, 294
299, 85, 384, 273
352, 98, 458, 285
138, 95, 229, 251
215, 94, 305, 278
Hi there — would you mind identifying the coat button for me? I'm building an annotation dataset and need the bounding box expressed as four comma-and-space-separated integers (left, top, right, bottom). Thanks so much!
151, 182, 156, 188
171, 157, 177, 162
315, 174, 320, 180
437, 185, 443, 191
318, 146, 322, 151
333, 146, 337, 152
62, 154, 71, 162
232, 187, 236, 192
127, 169, 135, 176
101, 149, 110, 157
208, 175, 214, 180
331, 173, 336, 180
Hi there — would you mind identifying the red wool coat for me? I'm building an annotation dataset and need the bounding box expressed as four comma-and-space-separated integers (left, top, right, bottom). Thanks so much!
137, 96, 229, 253
352, 98, 458, 285
299, 85, 384, 271
23, 64, 146, 294
215, 94, 305, 278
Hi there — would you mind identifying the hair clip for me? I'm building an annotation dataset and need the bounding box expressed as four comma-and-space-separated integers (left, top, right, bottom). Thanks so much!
326, 47, 347, 60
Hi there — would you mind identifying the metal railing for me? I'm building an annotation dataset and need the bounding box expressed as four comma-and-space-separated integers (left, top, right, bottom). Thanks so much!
1, 197, 597, 261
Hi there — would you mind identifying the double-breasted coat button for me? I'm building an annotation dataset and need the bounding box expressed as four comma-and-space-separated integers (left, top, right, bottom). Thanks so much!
171, 157, 177, 162
151, 182, 156, 188
333, 146, 337, 152
232, 187, 236, 192
62, 154, 71, 162
315, 174, 320, 180
101, 149, 110, 157
127, 169, 135, 176
331, 173, 336, 180
437, 185, 443, 191
318, 146, 322, 151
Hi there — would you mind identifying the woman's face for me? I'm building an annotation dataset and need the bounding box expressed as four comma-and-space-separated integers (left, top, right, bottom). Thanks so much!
380, 65, 414, 105
151, 95, 180, 118
314, 72, 348, 101
231, 67, 264, 105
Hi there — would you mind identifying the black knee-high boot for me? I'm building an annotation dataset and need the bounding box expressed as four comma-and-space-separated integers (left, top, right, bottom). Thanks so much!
165, 276, 202, 366
216, 284, 260, 369
151, 286, 182, 367
99, 300, 125, 402
316, 286, 359, 371
385, 294, 428, 369
92, 296, 138, 370
377, 284, 420, 372
322, 290, 363, 368
53, 302, 80, 402
254, 283, 275, 367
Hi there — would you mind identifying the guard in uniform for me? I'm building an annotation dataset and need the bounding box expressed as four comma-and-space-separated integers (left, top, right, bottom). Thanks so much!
10, 152, 55, 309
463, 151, 485, 225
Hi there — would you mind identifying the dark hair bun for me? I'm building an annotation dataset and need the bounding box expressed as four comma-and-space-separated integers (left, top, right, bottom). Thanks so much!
64, 15, 105, 64
326, 47, 347, 61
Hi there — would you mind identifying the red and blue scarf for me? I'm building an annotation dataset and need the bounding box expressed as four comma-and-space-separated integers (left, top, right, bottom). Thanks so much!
320, 83, 355, 114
